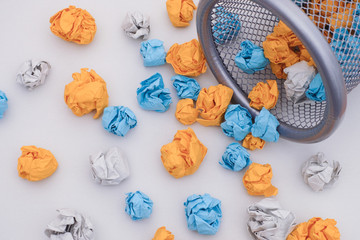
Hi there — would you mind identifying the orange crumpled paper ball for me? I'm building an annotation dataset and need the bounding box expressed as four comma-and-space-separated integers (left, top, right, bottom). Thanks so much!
166, 0, 197, 27
196, 84, 233, 126
287, 217, 340, 240
175, 98, 198, 125
242, 133, 265, 150
248, 80, 279, 110
152, 226, 174, 240
49, 5, 97, 44
64, 68, 109, 119
161, 128, 207, 178
327, 2, 355, 31
243, 162, 278, 197
17, 146, 58, 181
166, 39, 207, 77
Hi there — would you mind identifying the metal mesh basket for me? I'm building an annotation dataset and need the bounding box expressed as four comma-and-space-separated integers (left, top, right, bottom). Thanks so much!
196, 0, 360, 142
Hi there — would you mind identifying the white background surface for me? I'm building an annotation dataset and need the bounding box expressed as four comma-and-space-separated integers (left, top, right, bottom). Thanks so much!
0, 0, 359, 239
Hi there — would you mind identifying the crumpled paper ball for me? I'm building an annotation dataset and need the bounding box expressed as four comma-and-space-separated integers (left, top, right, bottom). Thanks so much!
171, 75, 200, 100
166, 0, 197, 27
235, 40, 270, 74
0, 90, 8, 119
175, 99, 198, 125
243, 162, 278, 197
221, 104, 253, 141
196, 84, 233, 126
248, 80, 279, 110
327, 2, 355, 32
64, 68, 109, 119
284, 61, 316, 103
140, 39, 166, 67
17, 146, 58, 181
161, 128, 207, 178
49, 6, 96, 44
251, 108, 279, 142
136, 73, 172, 112
242, 133, 265, 151
305, 73, 326, 102
212, 6, 241, 45
125, 191, 153, 221
329, 28, 360, 66
89, 147, 130, 185
301, 152, 341, 192
122, 11, 150, 39
220, 142, 251, 171
353, 3, 360, 36
102, 106, 137, 137
166, 39, 207, 77
16, 60, 51, 90
287, 217, 340, 240
44, 208, 94, 240
184, 193, 222, 235
152, 227, 174, 240
248, 198, 296, 240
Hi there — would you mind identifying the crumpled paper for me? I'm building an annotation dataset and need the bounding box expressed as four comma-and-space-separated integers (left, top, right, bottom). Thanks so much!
251, 108, 279, 142
45, 209, 94, 240
301, 152, 341, 192
50, 6, 96, 44
122, 11, 150, 39
327, 2, 355, 32
17, 146, 58, 181
161, 128, 207, 178
89, 147, 130, 185
166, 39, 207, 77
175, 99, 198, 125
16, 60, 51, 90
64, 68, 109, 119
248, 198, 296, 240
166, 0, 197, 27
140, 39, 166, 67
184, 193, 222, 235
353, 3, 360, 36
248, 80, 279, 110
196, 84, 233, 126
212, 6, 241, 44
235, 40, 269, 74
220, 142, 251, 171
152, 227, 174, 240
242, 133, 265, 151
330, 28, 360, 64
125, 191, 153, 220
0, 90, 8, 119
287, 217, 340, 240
102, 106, 137, 137
171, 75, 200, 100
306, 73, 326, 101
221, 104, 253, 141
243, 162, 278, 197
136, 73, 172, 112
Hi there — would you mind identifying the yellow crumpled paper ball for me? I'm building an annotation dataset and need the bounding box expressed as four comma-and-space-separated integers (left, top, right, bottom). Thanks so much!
196, 84, 233, 126
166, 0, 197, 27
248, 80, 279, 110
242, 133, 265, 150
17, 146, 58, 181
175, 98, 198, 125
243, 163, 278, 197
64, 68, 109, 119
166, 39, 207, 77
49, 6, 97, 44
287, 217, 340, 240
161, 128, 207, 178
153, 226, 174, 240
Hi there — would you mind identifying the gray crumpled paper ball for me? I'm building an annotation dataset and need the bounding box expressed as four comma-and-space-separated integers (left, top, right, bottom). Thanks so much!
121, 11, 150, 39
16, 60, 51, 90
89, 146, 130, 185
302, 152, 341, 192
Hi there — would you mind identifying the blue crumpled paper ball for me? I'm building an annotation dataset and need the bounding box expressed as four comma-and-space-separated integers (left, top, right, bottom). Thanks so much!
251, 108, 279, 142
102, 106, 137, 137
125, 191, 153, 221
184, 193, 222, 235
220, 142, 251, 171
140, 39, 166, 67
171, 75, 200, 100
306, 73, 326, 102
353, 4, 360, 36
212, 6, 241, 45
0, 90, 8, 118
235, 40, 269, 74
136, 73, 172, 112
221, 104, 253, 141
330, 28, 360, 65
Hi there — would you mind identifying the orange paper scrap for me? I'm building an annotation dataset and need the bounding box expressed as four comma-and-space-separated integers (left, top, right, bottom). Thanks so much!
242, 133, 265, 150
248, 80, 279, 110
64, 68, 109, 119
243, 163, 278, 197
153, 226, 175, 240
175, 98, 198, 125
50, 6, 97, 44
166, 0, 197, 27
161, 128, 207, 178
17, 146, 58, 181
